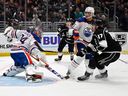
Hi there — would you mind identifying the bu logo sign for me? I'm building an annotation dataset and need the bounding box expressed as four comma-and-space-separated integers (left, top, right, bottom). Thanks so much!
115, 34, 127, 46
43, 36, 60, 45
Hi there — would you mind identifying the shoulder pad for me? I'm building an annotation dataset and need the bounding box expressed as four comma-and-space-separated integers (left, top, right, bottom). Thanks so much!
76, 17, 86, 22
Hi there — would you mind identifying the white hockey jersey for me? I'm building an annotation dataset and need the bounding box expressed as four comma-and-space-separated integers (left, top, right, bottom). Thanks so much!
73, 22, 93, 42
73, 17, 95, 43
13, 30, 36, 51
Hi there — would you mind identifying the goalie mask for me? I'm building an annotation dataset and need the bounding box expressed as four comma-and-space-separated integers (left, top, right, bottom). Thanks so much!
85, 7, 95, 19
4, 26, 16, 42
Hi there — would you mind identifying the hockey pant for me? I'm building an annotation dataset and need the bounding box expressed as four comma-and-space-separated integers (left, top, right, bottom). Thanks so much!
86, 52, 120, 74
57, 38, 74, 60
58, 38, 74, 52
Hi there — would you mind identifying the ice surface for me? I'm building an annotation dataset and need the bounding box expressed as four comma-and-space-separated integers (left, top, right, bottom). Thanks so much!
0, 54, 128, 96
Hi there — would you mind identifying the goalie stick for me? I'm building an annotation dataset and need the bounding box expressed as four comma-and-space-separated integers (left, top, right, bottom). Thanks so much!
21, 48, 64, 79
34, 41, 58, 53
76, 39, 123, 54
31, 55, 64, 79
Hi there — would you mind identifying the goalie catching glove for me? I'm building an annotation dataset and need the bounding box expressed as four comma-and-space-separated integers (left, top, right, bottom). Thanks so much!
25, 65, 44, 83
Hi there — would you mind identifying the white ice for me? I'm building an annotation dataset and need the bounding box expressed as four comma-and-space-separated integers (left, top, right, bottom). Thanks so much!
0, 54, 128, 96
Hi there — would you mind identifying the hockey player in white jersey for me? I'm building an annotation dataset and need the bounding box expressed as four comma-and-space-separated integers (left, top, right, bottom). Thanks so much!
3, 26, 47, 82
65, 7, 96, 79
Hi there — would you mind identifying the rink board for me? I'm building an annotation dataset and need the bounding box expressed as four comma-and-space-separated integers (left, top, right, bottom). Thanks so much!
0, 32, 128, 56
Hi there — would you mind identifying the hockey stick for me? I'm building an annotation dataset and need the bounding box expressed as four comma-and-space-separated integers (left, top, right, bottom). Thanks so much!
43, 50, 58, 53
34, 41, 58, 53
119, 59, 128, 64
76, 39, 123, 54
101, 51, 122, 53
31, 55, 64, 79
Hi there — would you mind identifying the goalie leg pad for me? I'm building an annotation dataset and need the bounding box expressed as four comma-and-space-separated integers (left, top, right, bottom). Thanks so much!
3, 65, 25, 77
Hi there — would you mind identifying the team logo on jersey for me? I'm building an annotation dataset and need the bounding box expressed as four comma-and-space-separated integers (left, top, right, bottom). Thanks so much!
83, 28, 92, 37
115, 34, 127, 45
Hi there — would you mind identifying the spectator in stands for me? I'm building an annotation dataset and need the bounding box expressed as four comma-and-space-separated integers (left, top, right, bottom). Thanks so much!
120, 8, 128, 31
32, 14, 42, 27
59, 13, 67, 22
100, 14, 109, 27
0, 0, 89, 22
0, 12, 4, 21
69, 6, 75, 20
74, 7, 83, 20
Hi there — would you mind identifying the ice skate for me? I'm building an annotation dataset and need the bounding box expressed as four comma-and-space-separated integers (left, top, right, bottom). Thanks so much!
54, 57, 62, 61
54, 55, 63, 61
64, 69, 76, 80
64, 70, 70, 79
95, 70, 108, 79
77, 72, 92, 81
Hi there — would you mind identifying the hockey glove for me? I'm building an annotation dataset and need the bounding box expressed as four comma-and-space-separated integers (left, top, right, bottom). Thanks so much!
85, 53, 94, 60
